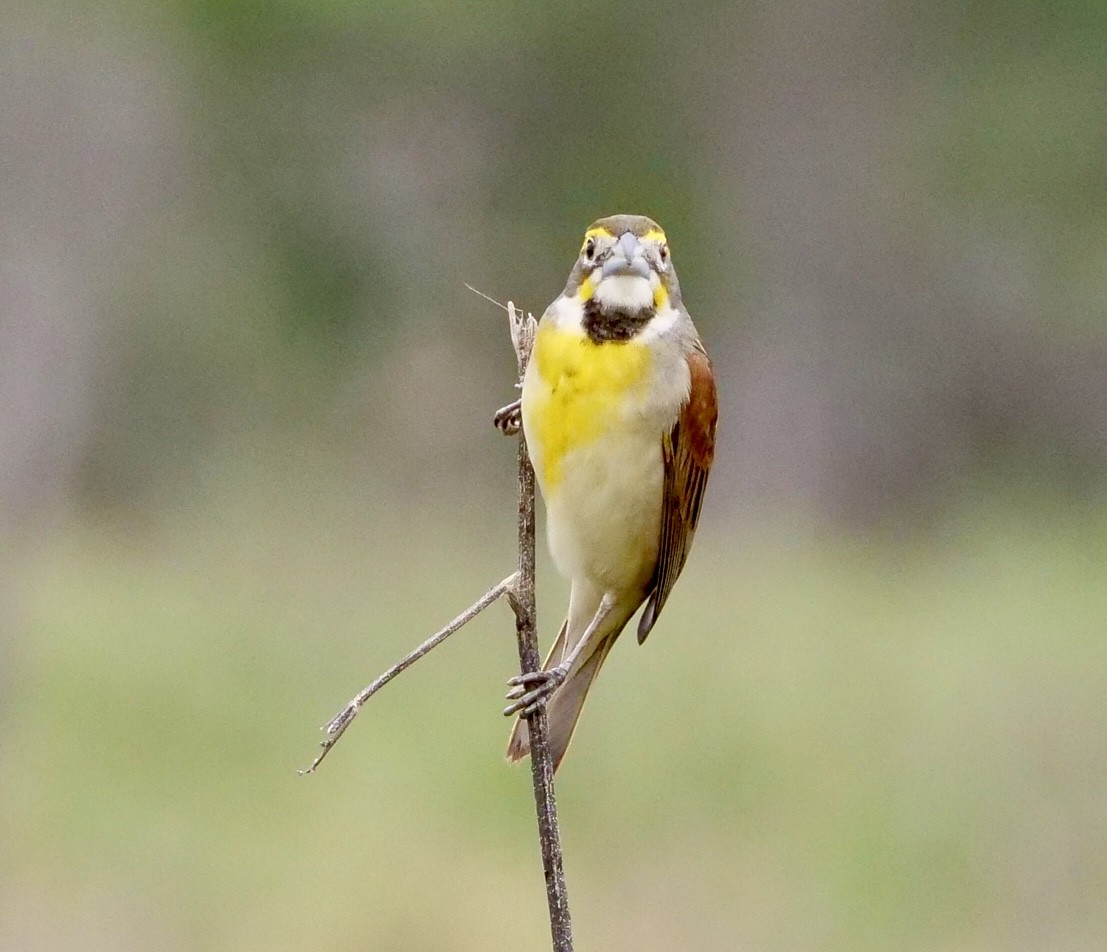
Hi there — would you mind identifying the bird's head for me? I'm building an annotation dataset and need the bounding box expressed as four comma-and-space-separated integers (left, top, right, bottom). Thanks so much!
565, 214, 680, 312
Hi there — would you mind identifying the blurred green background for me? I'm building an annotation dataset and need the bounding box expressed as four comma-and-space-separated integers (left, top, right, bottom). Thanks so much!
3, 1, 1107, 950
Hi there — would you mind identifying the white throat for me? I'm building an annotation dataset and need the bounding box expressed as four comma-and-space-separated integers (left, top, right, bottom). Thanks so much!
593, 275, 654, 311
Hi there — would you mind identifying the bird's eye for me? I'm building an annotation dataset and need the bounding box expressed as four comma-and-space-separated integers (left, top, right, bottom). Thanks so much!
659, 243, 669, 264
583, 238, 596, 261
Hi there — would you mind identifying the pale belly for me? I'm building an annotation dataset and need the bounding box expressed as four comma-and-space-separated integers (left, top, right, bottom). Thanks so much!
539, 426, 664, 595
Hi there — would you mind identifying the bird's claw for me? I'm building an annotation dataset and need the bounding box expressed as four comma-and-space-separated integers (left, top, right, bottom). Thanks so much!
493, 399, 522, 436
503, 666, 568, 717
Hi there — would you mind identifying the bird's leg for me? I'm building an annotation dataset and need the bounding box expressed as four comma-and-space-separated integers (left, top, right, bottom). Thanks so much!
493, 398, 522, 435
504, 593, 617, 717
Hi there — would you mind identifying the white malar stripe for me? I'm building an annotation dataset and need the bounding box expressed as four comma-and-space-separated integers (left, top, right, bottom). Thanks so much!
546, 294, 587, 333
636, 303, 682, 343
593, 275, 654, 311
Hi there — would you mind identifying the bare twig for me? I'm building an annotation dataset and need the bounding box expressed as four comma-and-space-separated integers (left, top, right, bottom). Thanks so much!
463, 282, 512, 313
301, 295, 574, 951
300, 574, 516, 774
502, 301, 574, 952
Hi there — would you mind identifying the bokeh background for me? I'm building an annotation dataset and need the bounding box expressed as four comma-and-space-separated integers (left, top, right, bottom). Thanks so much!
3, 1, 1106, 949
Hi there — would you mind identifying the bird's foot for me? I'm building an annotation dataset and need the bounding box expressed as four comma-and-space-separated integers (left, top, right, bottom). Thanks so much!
503, 665, 568, 717
493, 399, 522, 436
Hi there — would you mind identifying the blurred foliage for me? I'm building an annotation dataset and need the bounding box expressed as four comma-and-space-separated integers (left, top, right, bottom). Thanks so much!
906, 0, 1107, 326
3, 0, 1107, 949
7, 0, 1104, 516
5, 471, 1107, 950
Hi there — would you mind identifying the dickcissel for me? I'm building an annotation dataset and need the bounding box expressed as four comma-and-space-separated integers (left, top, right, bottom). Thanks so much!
503, 214, 718, 771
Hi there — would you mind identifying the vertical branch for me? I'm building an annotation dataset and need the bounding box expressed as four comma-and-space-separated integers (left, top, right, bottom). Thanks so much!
506, 302, 574, 952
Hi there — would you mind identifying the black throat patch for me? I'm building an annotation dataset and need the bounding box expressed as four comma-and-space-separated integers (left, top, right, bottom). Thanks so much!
582, 298, 655, 343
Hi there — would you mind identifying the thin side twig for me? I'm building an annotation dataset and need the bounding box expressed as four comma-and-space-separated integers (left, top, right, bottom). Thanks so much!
300, 574, 516, 775
502, 301, 574, 952
300, 293, 574, 952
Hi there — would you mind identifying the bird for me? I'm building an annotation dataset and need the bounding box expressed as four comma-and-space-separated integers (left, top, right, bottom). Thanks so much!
502, 213, 718, 771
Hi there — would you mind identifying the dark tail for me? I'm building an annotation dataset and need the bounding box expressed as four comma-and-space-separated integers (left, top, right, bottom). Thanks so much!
505, 636, 613, 771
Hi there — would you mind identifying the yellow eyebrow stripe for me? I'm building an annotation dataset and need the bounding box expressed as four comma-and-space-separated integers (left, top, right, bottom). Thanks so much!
583, 225, 668, 244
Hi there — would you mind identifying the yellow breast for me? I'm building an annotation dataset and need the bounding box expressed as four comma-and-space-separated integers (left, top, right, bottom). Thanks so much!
523, 323, 654, 490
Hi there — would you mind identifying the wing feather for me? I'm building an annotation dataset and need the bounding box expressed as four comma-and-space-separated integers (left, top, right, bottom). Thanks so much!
637, 342, 718, 643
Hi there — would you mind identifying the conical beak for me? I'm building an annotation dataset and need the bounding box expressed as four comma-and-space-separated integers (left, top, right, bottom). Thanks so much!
602, 232, 651, 278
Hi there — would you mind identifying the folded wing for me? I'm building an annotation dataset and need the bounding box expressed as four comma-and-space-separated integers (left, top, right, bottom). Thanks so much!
637, 341, 718, 643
